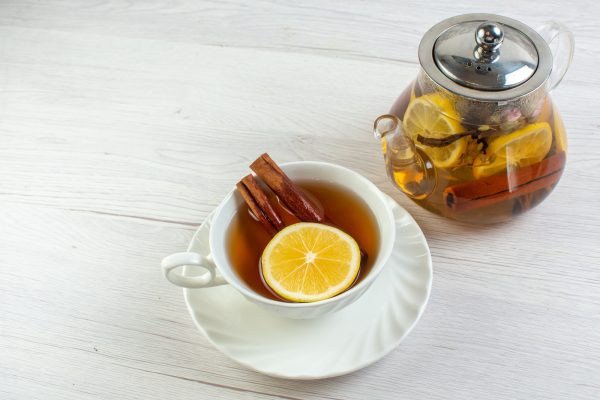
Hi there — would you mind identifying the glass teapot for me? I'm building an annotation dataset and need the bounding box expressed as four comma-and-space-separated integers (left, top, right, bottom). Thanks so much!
374, 14, 574, 223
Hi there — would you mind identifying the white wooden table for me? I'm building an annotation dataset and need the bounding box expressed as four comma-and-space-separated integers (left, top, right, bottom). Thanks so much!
1, 1, 599, 399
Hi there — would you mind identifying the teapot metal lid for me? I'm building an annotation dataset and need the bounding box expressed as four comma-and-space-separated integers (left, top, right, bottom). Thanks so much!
418, 14, 552, 101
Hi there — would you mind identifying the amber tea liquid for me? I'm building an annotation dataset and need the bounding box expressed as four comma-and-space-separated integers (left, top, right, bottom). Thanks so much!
387, 80, 567, 224
226, 180, 379, 301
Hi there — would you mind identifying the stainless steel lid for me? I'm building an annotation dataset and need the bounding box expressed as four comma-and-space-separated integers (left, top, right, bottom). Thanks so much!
419, 14, 552, 101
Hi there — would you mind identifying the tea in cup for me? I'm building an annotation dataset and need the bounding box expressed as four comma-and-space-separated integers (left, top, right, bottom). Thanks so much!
162, 155, 395, 319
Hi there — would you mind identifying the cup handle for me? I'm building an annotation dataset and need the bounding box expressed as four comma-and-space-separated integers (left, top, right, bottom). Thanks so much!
161, 251, 227, 288
536, 21, 574, 91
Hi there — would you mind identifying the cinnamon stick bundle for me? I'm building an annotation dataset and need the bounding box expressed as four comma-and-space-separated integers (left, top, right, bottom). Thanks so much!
236, 174, 285, 235
237, 153, 367, 262
444, 152, 566, 213
250, 153, 325, 223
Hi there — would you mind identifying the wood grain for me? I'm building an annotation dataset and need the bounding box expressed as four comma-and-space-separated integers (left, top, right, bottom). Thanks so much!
1, 1, 599, 399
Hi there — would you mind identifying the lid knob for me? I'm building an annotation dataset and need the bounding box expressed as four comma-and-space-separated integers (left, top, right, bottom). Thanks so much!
475, 22, 504, 62
421, 14, 551, 97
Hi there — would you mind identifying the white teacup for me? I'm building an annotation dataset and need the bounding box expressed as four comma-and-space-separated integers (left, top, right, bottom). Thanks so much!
161, 161, 395, 319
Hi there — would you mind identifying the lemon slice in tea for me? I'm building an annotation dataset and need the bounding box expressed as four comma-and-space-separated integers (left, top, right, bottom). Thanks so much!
473, 122, 553, 179
261, 223, 361, 302
403, 94, 466, 168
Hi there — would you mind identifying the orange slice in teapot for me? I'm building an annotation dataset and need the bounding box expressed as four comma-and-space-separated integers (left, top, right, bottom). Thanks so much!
402, 94, 467, 168
473, 122, 553, 179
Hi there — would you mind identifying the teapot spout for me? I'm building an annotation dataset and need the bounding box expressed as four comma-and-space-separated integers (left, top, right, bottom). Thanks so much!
374, 115, 436, 200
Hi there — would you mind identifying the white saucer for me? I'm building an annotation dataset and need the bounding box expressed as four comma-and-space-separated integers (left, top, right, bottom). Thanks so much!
183, 194, 432, 379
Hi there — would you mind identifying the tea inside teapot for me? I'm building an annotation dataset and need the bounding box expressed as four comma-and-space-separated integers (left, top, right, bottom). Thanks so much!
375, 14, 573, 224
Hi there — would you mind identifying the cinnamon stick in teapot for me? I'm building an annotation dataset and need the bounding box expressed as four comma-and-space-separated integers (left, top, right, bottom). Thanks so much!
444, 151, 566, 213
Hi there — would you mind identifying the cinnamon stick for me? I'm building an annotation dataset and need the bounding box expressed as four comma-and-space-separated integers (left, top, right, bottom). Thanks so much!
444, 152, 566, 213
236, 175, 285, 235
250, 153, 324, 223
250, 153, 367, 263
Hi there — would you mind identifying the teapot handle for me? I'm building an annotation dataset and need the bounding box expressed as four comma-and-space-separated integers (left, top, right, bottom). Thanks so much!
536, 21, 574, 91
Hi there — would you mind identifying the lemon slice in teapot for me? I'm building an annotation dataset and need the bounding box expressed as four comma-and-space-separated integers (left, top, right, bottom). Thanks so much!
473, 122, 553, 179
402, 94, 467, 168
